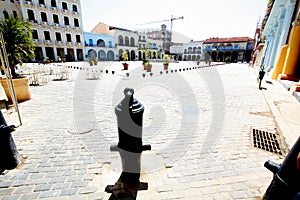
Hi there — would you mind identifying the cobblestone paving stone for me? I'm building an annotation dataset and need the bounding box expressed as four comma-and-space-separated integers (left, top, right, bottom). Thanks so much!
0, 62, 284, 199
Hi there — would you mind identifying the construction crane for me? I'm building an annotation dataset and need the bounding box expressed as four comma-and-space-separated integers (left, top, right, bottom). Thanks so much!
137, 15, 183, 35
136, 15, 184, 53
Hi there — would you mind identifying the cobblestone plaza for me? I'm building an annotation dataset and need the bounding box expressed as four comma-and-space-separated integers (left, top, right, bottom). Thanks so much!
1, 62, 285, 199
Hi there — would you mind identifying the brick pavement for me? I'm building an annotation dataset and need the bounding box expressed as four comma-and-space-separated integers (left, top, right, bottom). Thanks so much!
0, 62, 285, 199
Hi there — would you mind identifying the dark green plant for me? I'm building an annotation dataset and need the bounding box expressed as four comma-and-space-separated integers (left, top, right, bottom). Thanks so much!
0, 15, 35, 78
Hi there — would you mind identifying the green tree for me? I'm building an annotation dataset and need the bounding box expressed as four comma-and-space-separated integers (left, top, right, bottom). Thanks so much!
0, 15, 35, 78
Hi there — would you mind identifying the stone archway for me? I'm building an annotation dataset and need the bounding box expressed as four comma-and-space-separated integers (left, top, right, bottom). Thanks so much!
107, 50, 114, 61
88, 49, 97, 58
142, 52, 146, 60
130, 50, 136, 61
224, 52, 231, 62
118, 49, 124, 60
217, 52, 224, 62
211, 52, 217, 61
232, 51, 238, 62
153, 52, 157, 59
98, 50, 106, 61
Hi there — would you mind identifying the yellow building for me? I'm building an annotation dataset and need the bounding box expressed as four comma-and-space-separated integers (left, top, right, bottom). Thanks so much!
0, 0, 84, 62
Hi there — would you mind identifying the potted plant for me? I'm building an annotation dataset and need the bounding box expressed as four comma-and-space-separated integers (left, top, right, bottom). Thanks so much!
122, 52, 129, 70
144, 61, 152, 72
92, 57, 98, 65
142, 59, 149, 70
0, 15, 34, 102
163, 54, 170, 70
88, 58, 93, 66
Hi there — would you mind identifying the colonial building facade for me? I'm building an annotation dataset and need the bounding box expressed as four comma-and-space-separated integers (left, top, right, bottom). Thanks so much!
0, 0, 85, 62
255, 0, 299, 82
137, 32, 163, 60
84, 32, 116, 61
90, 22, 138, 61
182, 40, 203, 61
203, 37, 253, 62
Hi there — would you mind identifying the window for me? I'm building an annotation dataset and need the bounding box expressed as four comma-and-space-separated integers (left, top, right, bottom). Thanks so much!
76, 35, 81, 43
55, 32, 61, 41
62, 2, 68, 10
51, 0, 57, 7
39, 0, 44, 5
3, 11, 9, 19
32, 30, 38, 39
41, 12, 47, 22
72, 4, 78, 12
13, 11, 17, 18
27, 9, 35, 21
51, 0, 56, 7
10, 0, 14, 2
44, 31, 50, 40
66, 33, 71, 42
64, 16, 69, 25
89, 39, 93, 46
53, 14, 59, 24
74, 18, 79, 27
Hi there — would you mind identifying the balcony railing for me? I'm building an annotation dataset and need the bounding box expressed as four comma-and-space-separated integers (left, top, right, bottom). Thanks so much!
44, 40, 53, 44
84, 44, 116, 48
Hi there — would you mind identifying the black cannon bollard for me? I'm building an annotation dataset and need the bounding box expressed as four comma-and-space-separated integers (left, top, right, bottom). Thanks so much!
263, 136, 300, 200
105, 88, 151, 200
0, 110, 21, 173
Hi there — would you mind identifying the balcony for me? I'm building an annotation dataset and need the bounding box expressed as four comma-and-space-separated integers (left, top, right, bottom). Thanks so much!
44, 40, 53, 44
39, 4, 46, 8
24, 1, 33, 5
56, 40, 64, 44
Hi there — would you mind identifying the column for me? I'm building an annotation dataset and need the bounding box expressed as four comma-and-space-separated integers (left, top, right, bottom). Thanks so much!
271, 45, 288, 79
279, 21, 300, 80
274, 4, 296, 61
53, 46, 58, 61
19, 0, 26, 19
263, 36, 273, 67
73, 47, 78, 61
42, 45, 46, 60
268, 19, 283, 69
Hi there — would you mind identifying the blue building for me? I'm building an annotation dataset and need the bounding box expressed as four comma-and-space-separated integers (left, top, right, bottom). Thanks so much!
84, 32, 116, 61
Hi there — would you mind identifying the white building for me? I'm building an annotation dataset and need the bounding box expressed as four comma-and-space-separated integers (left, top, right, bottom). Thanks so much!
0, 0, 85, 62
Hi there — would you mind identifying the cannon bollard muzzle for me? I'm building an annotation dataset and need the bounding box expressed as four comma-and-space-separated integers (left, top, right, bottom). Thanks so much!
263, 137, 300, 200
264, 160, 280, 174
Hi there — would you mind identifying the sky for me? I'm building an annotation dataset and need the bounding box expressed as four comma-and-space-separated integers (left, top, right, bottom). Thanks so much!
81, 0, 269, 41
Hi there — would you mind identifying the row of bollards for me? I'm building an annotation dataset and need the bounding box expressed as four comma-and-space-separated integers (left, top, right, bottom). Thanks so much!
105, 88, 151, 200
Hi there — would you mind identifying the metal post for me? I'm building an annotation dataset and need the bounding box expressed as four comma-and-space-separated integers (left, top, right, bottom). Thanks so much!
105, 88, 151, 200
0, 25, 22, 126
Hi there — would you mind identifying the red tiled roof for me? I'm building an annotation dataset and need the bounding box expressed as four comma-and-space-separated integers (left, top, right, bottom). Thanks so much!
203, 37, 253, 44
